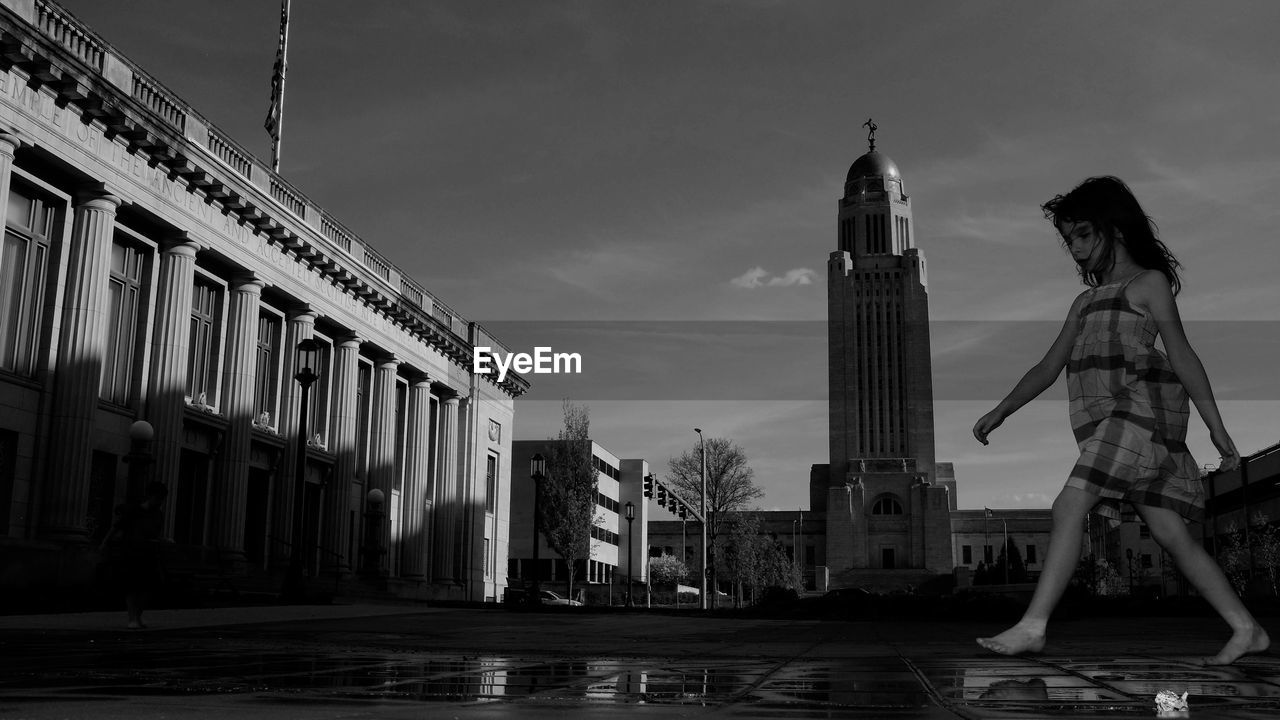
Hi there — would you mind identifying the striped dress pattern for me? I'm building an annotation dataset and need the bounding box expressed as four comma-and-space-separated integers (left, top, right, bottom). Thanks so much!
1064, 271, 1203, 521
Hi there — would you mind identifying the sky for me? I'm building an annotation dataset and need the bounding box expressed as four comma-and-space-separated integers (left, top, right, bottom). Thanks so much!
54, 1, 1280, 515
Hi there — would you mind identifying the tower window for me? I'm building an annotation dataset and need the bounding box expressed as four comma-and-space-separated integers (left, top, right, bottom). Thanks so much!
872, 497, 903, 515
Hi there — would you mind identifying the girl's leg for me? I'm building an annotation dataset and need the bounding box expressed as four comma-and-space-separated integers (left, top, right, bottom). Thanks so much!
1134, 504, 1270, 665
977, 486, 1097, 655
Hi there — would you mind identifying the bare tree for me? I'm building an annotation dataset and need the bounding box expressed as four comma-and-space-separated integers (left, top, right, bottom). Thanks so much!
666, 437, 762, 603
540, 400, 596, 602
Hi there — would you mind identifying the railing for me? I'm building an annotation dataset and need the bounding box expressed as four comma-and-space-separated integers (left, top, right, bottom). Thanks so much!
35, 0, 103, 71
270, 178, 307, 219
399, 277, 424, 308
363, 249, 391, 282
432, 302, 453, 331
131, 75, 186, 132
319, 214, 353, 254
206, 130, 252, 179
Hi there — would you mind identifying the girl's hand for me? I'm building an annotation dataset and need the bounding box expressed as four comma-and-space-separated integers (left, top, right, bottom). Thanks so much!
973, 409, 1005, 446
1211, 428, 1240, 472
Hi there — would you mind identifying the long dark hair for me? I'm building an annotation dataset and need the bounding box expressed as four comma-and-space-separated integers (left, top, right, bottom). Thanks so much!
1041, 176, 1182, 295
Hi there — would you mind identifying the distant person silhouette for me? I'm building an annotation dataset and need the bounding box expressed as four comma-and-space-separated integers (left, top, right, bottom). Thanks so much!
102, 482, 168, 629
972, 176, 1269, 665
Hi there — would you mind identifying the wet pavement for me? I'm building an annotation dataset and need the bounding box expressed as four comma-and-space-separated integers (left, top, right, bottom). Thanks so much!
0, 605, 1278, 718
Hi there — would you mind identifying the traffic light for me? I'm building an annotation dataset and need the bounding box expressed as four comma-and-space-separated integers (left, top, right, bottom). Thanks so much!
657, 485, 667, 506
643, 473, 654, 498
678, 504, 688, 519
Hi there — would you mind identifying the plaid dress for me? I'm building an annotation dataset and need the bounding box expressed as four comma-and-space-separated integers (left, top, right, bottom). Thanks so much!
1065, 272, 1203, 520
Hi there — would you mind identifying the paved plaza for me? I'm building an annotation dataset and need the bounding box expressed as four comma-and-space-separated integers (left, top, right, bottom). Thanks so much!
1, 604, 1278, 718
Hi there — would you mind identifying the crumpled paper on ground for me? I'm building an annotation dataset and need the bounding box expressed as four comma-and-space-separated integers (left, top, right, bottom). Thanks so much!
1154, 689, 1189, 717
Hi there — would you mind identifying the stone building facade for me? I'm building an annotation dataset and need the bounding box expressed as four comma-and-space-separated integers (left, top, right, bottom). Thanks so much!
0, 0, 526, 604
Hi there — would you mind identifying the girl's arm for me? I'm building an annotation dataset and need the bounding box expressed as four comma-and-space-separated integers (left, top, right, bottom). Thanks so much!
973, 291, 1088, 445
1127, 271, 1240, 470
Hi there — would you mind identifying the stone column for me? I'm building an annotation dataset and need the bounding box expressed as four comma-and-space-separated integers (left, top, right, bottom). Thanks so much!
0, 131, 19, 231
399, 374, 432, 581
210, 274, 264, 561
320, 334, 360, 576
432, 395, 460, 583
37, 189, 120, 543
269, 307, 316, 570
146, 235, 200, 538
365, 357, 399, 573
455, 396, 475, 588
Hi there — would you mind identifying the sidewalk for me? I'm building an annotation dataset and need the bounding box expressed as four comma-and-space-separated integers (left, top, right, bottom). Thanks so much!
1, 605, 1277, 718
0, 601, 434, 632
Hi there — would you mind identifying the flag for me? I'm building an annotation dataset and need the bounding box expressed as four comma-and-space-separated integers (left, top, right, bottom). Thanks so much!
984, 507, 993, 519
265, 0, 290, 169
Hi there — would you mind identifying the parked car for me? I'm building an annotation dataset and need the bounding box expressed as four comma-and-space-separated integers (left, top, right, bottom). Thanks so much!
539, 590, 583, 606
502, 587, 584, 607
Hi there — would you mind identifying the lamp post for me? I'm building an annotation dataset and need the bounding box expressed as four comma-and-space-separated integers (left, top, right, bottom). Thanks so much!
695, 427, 707, 610
529, 453, 546, 606
1126, 547, 1136, 595
284, 338, 320, 600
625, 500, 635, 608
361, 488, 386, 574
125, 420, 155, 499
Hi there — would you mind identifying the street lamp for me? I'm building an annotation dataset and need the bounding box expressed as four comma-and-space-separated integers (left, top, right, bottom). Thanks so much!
125, 420, 155, 499
529, 453, 546, 606
695, 427, 707, 610
625, 500, 635, 607
1126, 547, 1136, 595
284, 338, 320, 600
362, 488, 385, 575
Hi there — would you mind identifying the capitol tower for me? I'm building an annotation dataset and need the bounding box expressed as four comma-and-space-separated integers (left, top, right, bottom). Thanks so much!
810, 122, 955, 590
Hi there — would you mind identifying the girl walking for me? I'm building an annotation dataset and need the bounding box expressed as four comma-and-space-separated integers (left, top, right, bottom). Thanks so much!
972, 176, 1269, 665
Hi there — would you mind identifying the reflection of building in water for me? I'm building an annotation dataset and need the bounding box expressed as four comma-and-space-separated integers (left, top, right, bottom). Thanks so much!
0, 0, 526, 603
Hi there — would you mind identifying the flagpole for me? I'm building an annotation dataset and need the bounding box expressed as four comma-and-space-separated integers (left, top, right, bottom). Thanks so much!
1003, 518, 1010, 584
267, 0, 292, 172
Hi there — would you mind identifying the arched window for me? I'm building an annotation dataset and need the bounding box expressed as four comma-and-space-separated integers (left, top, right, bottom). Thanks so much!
872, 496, 904, 515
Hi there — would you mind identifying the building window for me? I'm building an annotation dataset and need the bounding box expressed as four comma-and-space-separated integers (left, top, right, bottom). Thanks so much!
253, 312, 281, 426
1026, 544, 1037, 564
484, 537, 492, 579
1139, 524, 1151, 539
871, 496, 903, 515
1, 183, 58, 377
186, 279, 223, 405
101, 239, 147, 405
962, 545, 972, 565
485, 454, 497, 515
305, 338, 332, 445
1142, 553, 1153, 569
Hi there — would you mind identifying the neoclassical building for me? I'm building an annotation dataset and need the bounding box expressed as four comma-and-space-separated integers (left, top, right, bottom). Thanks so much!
0, 0, 526, 604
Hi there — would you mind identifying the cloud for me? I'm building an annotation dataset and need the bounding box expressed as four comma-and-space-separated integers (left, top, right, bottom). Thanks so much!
731, 266, 816, 288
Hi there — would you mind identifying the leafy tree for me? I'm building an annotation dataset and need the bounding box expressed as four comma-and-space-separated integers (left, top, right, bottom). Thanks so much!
540, 400, 598, 602
649, 554, 688, 596
721, 512, 799, 606
666, 437, 762, 606
990, 538, 1029, 584
1217, 522, 1251, 597
1249, 512, 1280, 597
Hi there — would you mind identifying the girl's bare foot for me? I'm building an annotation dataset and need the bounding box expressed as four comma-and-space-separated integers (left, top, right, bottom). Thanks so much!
977, 623, 1046, 656
1202, 625, 1270, 666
